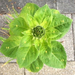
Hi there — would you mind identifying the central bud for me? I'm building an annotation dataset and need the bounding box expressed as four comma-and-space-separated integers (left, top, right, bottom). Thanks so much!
32, 26, 45, 38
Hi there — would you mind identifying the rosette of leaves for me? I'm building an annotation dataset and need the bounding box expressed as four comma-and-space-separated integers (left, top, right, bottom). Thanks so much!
0, 3, 72, 72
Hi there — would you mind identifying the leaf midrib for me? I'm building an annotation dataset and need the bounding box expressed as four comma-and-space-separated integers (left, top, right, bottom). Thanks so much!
21, 46, 31, 67
51, 52, 64, 65
53, 21, 71, 28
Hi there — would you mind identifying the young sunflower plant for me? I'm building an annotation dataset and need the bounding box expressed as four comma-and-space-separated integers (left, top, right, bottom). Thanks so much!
0, 3, 72, 72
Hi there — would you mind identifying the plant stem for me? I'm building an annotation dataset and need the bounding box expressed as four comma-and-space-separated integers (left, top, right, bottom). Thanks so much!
1, 58, 14, 67
0, 30, 10, 36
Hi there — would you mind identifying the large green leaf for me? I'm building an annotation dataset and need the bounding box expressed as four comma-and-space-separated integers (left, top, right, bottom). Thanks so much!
51, 14, 72, 27
16, 45, 38, 68
40, 41, 67, 68
47, 14, 72, 40
34, 4, 50, 24
54, 21, 72, 39
9, 17, 29, 36
47, 9, 72, 40
25, 57, 43, 72
51, 21, 72, 40
1, 36, 21, 58
19, 3, 39, 16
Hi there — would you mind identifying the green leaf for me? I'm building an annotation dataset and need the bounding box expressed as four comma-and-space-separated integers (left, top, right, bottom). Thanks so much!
46, 27, 61, 38
51, 14, 72, 27
16, 45, 38, 68
41, 9, 60, 27
22, 29, 31, 35
9, 17, 29, 36
19, 3, 39, 16
19, 34, 33, 47
45, 9, 60, 28
51, 9, 60, 15
0, 37, 6, 42
34, 4, 50, 24
39, 40, 51, 56
53, 22, 72, 40
1, 36, 22, 58
40, 16, 53, 29
48, 14, 72, 40
54, 20, 72, 39
19, 13, 39, 28
43, 9, 59, 28
40, 41, 67, 68
33, 38, 42, 51
25, 57, 43, 72
19, 3, 39, 28
40, 9, 60, 29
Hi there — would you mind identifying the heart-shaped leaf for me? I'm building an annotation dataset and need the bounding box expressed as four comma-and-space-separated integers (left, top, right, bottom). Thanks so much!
1, 36, 22, 58
40, 41, 67, 68
46, 14, 72, 40
17, 45, 38, 68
